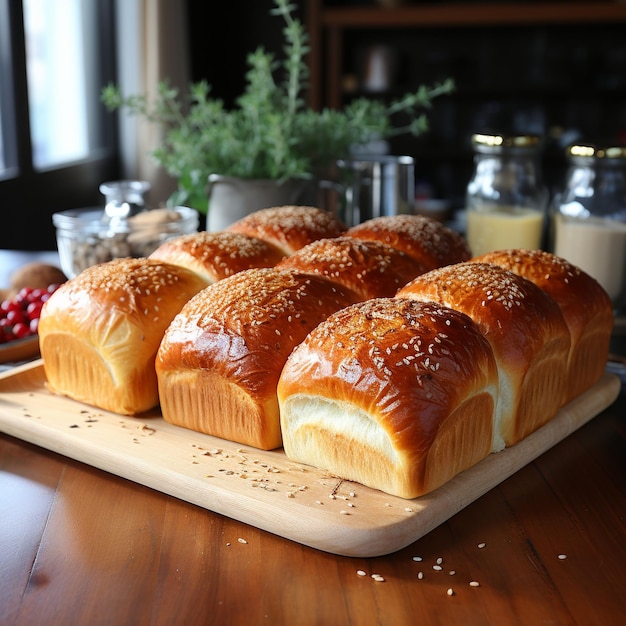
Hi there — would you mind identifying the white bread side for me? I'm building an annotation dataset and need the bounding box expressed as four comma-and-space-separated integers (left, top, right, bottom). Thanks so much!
38, 257, 209, 415
396, 262, 571, 447
277, 298, 499, 499
471, 249, 614, 402
156, 267, 359, 450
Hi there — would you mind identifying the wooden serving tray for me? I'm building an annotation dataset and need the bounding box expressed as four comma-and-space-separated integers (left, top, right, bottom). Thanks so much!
0, 360, 620, 558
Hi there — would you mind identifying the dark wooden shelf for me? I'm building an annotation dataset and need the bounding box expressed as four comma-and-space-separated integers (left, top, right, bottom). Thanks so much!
308, 1, 626, 109
306, 1, 626, 206
321, 2, 626, 28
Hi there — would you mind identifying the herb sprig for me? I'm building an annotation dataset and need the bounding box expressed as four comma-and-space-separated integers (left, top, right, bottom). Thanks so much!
102, 0, 454, 214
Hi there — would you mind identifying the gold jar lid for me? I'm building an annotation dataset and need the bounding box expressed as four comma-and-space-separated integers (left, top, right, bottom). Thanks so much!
567, 143, 626, 160
471, 133, 543, 153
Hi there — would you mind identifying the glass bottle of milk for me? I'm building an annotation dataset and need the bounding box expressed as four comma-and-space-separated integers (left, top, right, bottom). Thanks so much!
466, 134, 548, 256
552, 143, 626, 314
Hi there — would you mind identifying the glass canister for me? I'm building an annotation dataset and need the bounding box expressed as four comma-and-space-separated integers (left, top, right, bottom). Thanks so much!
53, 205, 199, 278
100, 180, 151, 223
552, 143, 626, 313
53, 180, 199, 278
465, 133, 548, 255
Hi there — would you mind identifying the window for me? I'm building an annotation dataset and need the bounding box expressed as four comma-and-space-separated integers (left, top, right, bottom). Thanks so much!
0, 0, 119, 251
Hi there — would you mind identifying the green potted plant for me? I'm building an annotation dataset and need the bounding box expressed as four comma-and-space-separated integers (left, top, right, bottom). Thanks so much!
102, 0, 453, 229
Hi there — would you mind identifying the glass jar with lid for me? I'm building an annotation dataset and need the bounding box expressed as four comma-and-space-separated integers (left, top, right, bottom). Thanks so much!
52, 180, 199, 278
465, 133, 548, 256
552, 143, 626, 313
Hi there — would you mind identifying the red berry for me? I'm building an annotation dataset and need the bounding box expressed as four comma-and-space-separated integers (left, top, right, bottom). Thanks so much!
0, 281, 62, 345
28, 288, 46, 302
11, 322, 31, 339
6, 309, 25, 325
26, 300, 44, 319
15, 287, 32, 304
1, 299, 16, 314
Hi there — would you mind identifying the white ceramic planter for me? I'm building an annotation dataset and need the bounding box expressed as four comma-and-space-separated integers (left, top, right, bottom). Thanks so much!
206, 175, 308, 231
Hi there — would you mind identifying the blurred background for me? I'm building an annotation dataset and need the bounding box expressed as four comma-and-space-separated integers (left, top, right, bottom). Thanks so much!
1, 0, 625, 250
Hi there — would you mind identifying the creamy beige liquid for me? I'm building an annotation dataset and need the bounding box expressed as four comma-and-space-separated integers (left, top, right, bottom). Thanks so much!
554, 214, 626, 302
466, 207, 544, 256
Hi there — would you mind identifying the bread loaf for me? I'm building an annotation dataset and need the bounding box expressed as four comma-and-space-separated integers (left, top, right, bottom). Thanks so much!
39, 258, 209, 415
10, 262, 67, 291
396, 262, 571, 448
276, 236, 427, 300
471, 249, 614, 402
149, 230, 286, 283
155, 267, 360, 450
277, 298, 499, 499
345, 214, 471, 270
227, 205, 346, 255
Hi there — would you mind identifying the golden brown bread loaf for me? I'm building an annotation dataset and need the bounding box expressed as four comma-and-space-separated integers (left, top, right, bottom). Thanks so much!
275, 236, 428, 300
149, 230, 286, 283
10, 262, 67, 291
396, 262, 571, 448
226, 205, 347, 255
39, 258, 209, 415
155, 267, 360, 450
344, 214, 471, 270
277, 298, 499, 499
471, 249, 614, 402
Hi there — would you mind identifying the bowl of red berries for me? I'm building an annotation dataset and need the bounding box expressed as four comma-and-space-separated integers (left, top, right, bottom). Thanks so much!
0, 263, 66, 364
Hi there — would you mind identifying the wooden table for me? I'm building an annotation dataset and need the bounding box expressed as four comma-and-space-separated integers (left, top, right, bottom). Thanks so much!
1, 378, 624, 626
1, 249, 626, 625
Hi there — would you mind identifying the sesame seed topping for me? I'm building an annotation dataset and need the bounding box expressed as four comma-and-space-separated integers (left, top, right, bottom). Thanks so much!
345, 214, 471, 269
228, 205, 346, 254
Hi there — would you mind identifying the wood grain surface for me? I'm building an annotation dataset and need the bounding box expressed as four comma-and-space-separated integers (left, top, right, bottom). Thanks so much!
2, 382, 625, 626
3, 249, 624, 625
0, 360, 620, 558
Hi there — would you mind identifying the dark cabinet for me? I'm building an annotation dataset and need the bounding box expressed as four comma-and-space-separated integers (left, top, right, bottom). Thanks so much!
306, 1, 626, 208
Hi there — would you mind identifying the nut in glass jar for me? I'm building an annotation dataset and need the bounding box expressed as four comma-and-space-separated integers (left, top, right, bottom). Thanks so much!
53, 206, 199, 278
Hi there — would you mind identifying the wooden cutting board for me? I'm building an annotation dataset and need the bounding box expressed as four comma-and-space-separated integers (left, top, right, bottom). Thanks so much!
0, 360, 620, 557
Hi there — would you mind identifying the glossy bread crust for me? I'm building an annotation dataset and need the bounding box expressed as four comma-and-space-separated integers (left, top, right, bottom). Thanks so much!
156, 267, 360, 450
472, 249, 614, 401
345, 214, 471, 270
38, 258, 209, 415
276, 236, 427, 300
278, 298, 499, 499
396, 262, 571, 447
149, 230, 286, 283
227, 205, 347, 255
